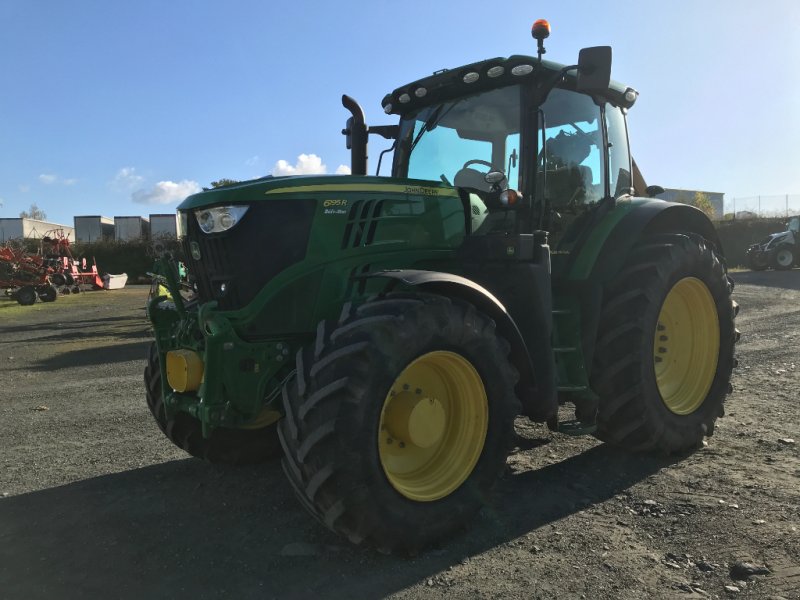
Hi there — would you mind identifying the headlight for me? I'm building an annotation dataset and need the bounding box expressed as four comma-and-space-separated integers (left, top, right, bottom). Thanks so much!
195, 205, 249, 234
177, 211, 189, 239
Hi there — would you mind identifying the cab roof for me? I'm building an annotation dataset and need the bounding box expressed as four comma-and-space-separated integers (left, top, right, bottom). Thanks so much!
381, 54, 636, 117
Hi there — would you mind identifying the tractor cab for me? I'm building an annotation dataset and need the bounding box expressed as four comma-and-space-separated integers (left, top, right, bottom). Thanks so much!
344, 21, 638, 265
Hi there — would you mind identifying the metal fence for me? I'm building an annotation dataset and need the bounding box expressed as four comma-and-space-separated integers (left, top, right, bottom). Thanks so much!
724, 195, 800, 219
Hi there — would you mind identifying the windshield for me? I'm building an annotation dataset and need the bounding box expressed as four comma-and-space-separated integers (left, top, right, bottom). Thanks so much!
395, 85, 521, 191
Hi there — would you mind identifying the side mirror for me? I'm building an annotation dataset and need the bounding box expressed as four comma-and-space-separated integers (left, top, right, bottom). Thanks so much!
576, 46, 612, 92
646, 185, 665, 198
485, 171, 508, 191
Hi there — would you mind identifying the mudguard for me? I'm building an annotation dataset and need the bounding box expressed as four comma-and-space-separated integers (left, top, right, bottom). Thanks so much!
560, 198, 723, 371
362, 269, 558, 422
567, 198, 722, 283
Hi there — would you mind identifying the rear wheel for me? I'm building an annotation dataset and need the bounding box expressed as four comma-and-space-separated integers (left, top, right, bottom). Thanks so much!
278, 293, 519, 553
591, 234, 737, 453
37, 285, 58, 302
144, 343, 282, 464
16, 286, 37, 306
771, 246, 794, 270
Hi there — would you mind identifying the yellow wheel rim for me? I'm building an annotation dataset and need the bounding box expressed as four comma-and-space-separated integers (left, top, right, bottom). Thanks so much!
654, 277, 720, 415
378, 351, 488, 502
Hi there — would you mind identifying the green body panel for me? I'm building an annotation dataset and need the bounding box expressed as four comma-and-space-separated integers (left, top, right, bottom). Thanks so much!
150, 176, 469, 430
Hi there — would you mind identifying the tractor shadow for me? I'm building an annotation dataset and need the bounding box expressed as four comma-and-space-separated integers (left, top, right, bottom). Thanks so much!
732, 269, 800, 291
20, 339, 152, 371
0, 444, 675, 599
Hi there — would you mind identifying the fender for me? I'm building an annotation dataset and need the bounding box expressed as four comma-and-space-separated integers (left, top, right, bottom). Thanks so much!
562, 198, 722, 371
568, 198, 722, 283
362, 269, 557, 422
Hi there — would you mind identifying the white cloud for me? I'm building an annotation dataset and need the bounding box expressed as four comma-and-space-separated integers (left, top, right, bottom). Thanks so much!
335, 165, 351, 175
271, 153, 331, 176
132, 180, 201, 205
39, 173, 77, 186
245, 155, 260, 167
112, 167, 144, 189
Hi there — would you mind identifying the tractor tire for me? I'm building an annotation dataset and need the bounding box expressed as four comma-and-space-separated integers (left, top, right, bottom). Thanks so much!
71, 285, 81, 294
15, 286, 37, 306
37, 285, 58, 302
747, 252, 769, 271
591, 234, 737, 453
771, 245, 795, 270
144, 342, 282, 464
50, 273, 67, 286
64, 273, 75, 286
278, 293, 519, 553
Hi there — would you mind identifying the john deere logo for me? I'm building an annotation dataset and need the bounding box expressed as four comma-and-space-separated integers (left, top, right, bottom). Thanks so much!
190, 241, 201, 260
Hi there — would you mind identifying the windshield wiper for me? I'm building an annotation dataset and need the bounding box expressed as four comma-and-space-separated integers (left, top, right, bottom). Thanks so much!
409, 100, 462, 153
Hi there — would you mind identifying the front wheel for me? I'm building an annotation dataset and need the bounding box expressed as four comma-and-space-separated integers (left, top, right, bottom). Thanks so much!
591, 234, 737, 453
747, 251, 768, 271
771, 246, 795, 270
15, 286, 37, 306
144, 343, 282, 464
278, 293, 519, 553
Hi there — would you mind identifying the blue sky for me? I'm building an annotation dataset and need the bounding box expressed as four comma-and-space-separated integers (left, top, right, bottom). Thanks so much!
1, 0, 799, 226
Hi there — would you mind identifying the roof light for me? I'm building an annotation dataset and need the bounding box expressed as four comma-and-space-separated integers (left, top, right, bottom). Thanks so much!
487, 66, 505, 78
624, 88, 638, 103
383, 103, 393, 114
463, 71, 480, 84
398, 93, 411, 104
414, 87, 427, 98
511, 64, 534, 76
532, 19, 551, 40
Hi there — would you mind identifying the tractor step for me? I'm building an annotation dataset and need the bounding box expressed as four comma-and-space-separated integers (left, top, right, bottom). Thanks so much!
553, 419, 597, 436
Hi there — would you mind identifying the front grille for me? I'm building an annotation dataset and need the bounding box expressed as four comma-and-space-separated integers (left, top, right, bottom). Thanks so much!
182, 200, 316, 310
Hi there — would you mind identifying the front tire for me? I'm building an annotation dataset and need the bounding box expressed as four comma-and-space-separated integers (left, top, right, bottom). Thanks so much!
278, 293, 519, 553
15, 286, 37, 306
747, 251, 768, 271
144, 343, 281, 464
591, 234, 737, 453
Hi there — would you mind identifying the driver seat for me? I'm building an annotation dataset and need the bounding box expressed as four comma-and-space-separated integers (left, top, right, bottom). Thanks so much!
454, 167, 492, 193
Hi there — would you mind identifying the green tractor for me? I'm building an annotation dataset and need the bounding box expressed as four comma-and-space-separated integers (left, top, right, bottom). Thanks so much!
145, 20, 738, 553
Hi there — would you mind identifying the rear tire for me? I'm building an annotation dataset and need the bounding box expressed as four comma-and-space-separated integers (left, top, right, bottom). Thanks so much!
144, 342, 282, 464
37, 285, 58, 302
591, 234, 737, 453
278, 293, 519, 553
771, 246, 794, 270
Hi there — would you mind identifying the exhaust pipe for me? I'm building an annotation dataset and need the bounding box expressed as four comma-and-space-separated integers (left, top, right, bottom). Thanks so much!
342, 95, 368, 175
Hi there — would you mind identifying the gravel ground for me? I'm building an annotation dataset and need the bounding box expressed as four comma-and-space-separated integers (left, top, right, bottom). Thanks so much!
0, 276, 797, 600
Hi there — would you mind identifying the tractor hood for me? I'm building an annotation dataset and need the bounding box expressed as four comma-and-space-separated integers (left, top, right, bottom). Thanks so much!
177, 174, 457, 212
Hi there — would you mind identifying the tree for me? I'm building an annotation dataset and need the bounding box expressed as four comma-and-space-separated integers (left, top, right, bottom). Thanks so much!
206, 178, 240, 190
19, 203, 47, 220
692, 191, 716, 219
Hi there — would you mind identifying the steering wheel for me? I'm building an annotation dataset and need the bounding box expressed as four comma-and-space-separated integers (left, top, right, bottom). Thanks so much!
462, 159, 495, 171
